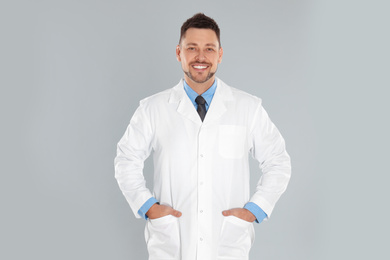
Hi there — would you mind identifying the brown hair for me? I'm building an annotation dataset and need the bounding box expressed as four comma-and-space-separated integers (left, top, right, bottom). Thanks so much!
179, 13, 221, 47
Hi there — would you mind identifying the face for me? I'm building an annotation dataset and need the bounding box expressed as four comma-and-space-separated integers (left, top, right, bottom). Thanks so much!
176, 28, 223, 85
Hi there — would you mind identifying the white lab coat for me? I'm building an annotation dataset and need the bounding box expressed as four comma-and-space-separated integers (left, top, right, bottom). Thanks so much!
115, 78, 291, 260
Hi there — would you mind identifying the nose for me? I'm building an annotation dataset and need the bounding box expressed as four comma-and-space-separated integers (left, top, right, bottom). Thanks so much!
196, 50, 206, 62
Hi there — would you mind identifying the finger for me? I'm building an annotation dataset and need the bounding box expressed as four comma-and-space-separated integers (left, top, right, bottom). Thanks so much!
222, 210, 232, 216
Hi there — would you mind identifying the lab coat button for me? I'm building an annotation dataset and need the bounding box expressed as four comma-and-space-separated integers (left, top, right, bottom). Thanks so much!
200, 237, 203, 241
200, 210, 203, 213
200, 154, 204, 158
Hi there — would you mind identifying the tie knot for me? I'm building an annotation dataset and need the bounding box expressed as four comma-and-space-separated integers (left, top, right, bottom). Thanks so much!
195, 95, 206, 105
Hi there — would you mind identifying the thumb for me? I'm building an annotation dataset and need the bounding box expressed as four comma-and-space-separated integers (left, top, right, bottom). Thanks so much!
171, 210, 182, 218
222, 210, 232, 216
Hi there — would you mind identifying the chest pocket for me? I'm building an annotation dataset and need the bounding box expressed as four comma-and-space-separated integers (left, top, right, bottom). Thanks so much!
218, 125, 247, 159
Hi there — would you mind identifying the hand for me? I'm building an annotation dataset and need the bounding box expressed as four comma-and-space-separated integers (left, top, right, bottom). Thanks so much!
146, 203, 182, 219
222, 208, 256, 222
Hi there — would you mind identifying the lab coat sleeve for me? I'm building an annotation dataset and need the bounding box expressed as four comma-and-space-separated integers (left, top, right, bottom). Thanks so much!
249, 102, 291, 219
114, 102, 154, 219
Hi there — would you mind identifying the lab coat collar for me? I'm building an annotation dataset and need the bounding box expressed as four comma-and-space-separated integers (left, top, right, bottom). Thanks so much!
168, 77, 234, 125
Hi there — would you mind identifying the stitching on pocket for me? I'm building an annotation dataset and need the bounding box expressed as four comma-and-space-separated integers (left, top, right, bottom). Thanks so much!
217, 216, 253, 258
146, 215, 180, 259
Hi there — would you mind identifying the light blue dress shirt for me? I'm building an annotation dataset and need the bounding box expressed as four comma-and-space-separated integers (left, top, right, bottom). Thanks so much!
138, 79, 267, 223
183, 79, 217, 111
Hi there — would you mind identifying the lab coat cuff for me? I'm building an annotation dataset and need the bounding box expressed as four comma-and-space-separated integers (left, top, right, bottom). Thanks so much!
138, 197, 159, 220
244, 202, 267, 224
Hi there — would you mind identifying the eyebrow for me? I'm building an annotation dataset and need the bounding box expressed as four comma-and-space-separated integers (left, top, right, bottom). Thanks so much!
185, 43, 218, 48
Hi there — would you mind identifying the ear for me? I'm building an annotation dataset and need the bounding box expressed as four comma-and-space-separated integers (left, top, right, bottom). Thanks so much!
176, 45, 181, 62
218, 47, 223, 63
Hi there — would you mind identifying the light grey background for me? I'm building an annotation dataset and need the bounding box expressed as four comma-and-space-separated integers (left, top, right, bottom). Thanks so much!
1, 0, 389, 259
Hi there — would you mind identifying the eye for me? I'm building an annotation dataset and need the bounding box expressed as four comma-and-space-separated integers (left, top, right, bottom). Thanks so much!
188, 47, 196, 51
206, 48, 215, 52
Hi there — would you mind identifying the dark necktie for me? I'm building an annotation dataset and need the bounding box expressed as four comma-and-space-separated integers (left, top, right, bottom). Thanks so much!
195, 95, 207, 122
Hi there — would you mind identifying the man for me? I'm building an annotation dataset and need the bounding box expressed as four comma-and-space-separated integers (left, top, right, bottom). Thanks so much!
115, 13, 291, 260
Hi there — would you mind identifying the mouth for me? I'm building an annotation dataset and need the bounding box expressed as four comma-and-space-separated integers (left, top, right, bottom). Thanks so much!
192, 64, 209, 70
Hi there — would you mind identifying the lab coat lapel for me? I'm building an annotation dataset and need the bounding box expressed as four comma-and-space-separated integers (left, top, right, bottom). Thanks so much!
169, 79, 202, 125
168, 78, 233, 124
203, 78, 233, 124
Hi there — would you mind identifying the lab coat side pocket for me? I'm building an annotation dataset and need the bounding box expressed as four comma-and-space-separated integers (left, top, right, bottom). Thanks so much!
217, 216, 255, 260
145, 215, 181, 260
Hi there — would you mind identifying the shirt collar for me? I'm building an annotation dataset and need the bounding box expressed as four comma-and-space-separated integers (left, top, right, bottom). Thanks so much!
183, 79, 217, 108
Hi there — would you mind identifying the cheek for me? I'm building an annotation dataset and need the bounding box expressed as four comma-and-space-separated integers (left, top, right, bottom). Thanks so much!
209, 54, 220, 63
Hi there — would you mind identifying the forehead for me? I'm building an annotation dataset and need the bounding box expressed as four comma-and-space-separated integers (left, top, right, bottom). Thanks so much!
181, 28, 219, 46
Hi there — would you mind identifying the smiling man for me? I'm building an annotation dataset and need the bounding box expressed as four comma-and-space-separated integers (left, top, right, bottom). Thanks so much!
115, 13, 291, 260
177, 27, 222, 91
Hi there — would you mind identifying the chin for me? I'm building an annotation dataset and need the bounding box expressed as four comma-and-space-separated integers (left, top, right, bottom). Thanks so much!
187, 73, 215, 84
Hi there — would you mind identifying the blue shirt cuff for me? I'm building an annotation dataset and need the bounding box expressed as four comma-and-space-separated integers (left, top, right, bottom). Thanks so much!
244, 202, 267, 224
138, 197, 159, 220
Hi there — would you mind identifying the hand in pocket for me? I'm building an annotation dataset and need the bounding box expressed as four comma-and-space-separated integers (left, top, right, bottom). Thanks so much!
222, 208, 256, 222
146, 203, 182, 219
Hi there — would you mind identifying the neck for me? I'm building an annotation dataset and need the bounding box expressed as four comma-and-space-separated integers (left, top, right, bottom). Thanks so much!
184, 75, 216, 95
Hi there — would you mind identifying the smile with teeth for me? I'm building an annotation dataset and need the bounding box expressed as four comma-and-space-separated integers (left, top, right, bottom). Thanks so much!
192, 65, 209, 69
